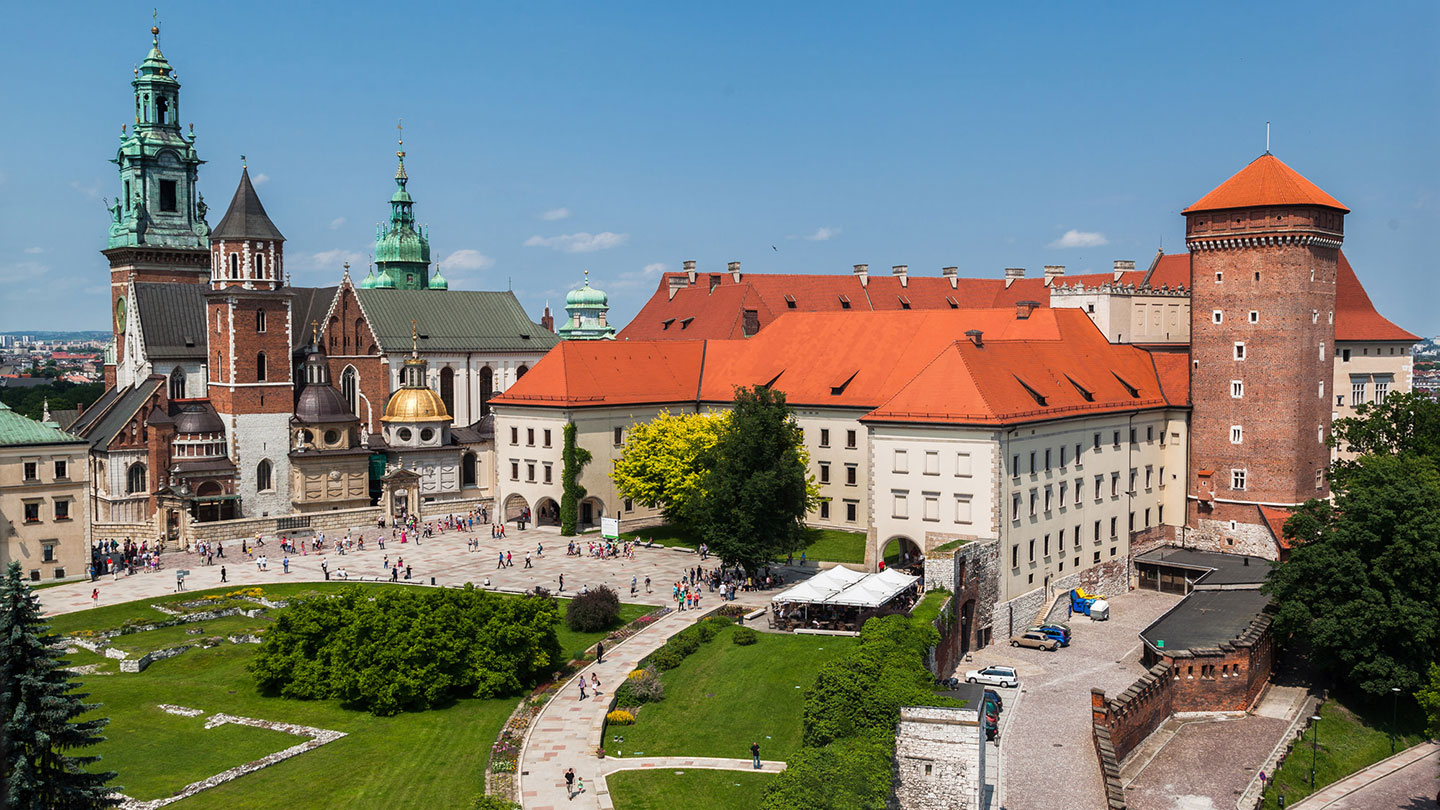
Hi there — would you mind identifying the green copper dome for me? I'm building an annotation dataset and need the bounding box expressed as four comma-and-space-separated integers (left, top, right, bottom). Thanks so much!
428, 267, 448, 290
360, 267, 379, 289
566, 275, 608, 308
372, 269, 397, 289
371, 143, 433, 290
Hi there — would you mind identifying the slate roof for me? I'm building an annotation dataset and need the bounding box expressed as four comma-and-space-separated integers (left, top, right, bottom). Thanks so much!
1183, 153, 1348, 214
291, 286, 339, 349
1139, 589, 1272, 654
1133, 547, 1272, 588
72, 377, 162, 450
133, 282, 208, 359
0, 402, 85, 447
212, 168, 285, 241
355, 289, 559, 354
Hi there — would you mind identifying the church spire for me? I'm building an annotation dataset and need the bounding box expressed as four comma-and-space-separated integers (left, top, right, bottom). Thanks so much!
373, 120, 433, 290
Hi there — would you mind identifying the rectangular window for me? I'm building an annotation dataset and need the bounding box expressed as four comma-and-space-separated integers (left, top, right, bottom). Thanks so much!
1044, 448, 1052, 471
1147, 426, 1154, 442
1012, 493, 1021, 522
53, 460, 67, 479
1232, 469, 1246, 490
924, 451, 939, 475
1029, 539, 1035, 563
23, 503, 39, 523
1234, 342, 1246, 360
845, 465, 857, 486
510, 461, 519, 480
1044, 485, 1053, 512
1351, 379, 1367, 406
924, 495, 939, 521
526, 463, 535, 482
1250, 311, 1259, 324
256, 309, 267, 333
954, 495, 973, 524
955, 452, 972, 477
1012, 544, 1019, 569
846, 430, 857, 449
1093, 433, 1101, 451
614, 427, 625, 445
1059, 445, 1067, 467
42, 544, 55, 563
54, 500, 69, 521
1110, 472, 1119, 498
1093, 520, 1101, 543
1012, 454, 1020, 477
1316, 469, 1324, 490
1095, 551, 1102, 564
1094, 474, 1104, 501
819, 463, 830, 484
1129, 428, 1137, 445
526, 428, 535, 446
893, 449, 908, 473
543, 429, 552, 447
1029, 489, 1038, 516
1212, 309, 1223, 324
543, 464, 553, 484
22, 461, 38, 481
1074, 478, 1083, 504
159, 179, 177, 212
819, 500, 830, 519
1043, 534, 1051, 557
1059, 480, 1068, 505
510, 427, 519, 445
1075, 443, 1083, 466
820, 428, 830, 447
1158, 505, 1164, 523
845, 502, 857, 523
1232, 380, 1244, 398
1231, 425, 1243, 444
1145, 507, 1151, 527
1109, 516, 1117, 539
1129, 512, 1135, 532
1058, 529, 1065, 551
1342, 348, 1351, 362
892, 492, 908, 519
1129, 468, 1137, 492
1112, 431, 1120, 447
1145, 466, 1153, 489
1375, 378, 1390, 402
1029, 451, 1037, 474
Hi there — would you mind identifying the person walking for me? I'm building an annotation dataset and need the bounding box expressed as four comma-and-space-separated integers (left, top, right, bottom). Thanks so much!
321, 558, 330, 580
91, 588, 98, 608
558, 573, 564, 592
524, 551, 532, 569
220, 565, 227, 583
644, 575, 651, 594
575, 776, 585, 795
630, 576, 637, 598
751, 741, 762, 769
564, 768, 575, 799
595, 641, 604, 664
579, 679, 588, 700
497, 551, 505, 570
282, 556, 290, 574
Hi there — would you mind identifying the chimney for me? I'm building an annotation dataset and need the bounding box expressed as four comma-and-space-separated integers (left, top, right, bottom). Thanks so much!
892, 264, 908, 287
684, 259, 697, 284
729, 261, 742, 283
853, 263, 869, 287
1043, 265, 1065, 287
1016, 300, 1040, 320
540, 304, 555, 333
1113, 259, 1135, 282
1004, 267, 1025, 288
964, 329, 983, 347
941, 266, 958, 289
667, 273, 689, 300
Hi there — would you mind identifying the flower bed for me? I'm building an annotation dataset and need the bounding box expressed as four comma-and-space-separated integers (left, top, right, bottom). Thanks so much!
602, 606, 671, 645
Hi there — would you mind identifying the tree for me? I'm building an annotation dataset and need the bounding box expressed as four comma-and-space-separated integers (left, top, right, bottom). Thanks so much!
1265, 454, 1440, 698
559, 422, 591, 536
0, 561, 120, 808
689, 386, 817, 574
1329, 391, 1440, 480
1417, 663, 1440, 738
610, 410, 729, 524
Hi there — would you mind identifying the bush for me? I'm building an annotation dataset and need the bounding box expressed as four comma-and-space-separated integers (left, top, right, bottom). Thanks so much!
761, 733, 893, 810
249, 586, 562, 716
696, 620, 720, 643
627, 668, 648, 680
705, 615, 735, 629
615, 667, 665, 708
732, 627, 758, 646
646, 646, 684, 672
668, 628, 701, 655
565, 585, 621, 633
606, 709, 636, 725
471, 795, 521, 810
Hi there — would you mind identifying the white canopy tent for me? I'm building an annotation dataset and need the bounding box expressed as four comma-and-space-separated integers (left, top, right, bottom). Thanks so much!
772, 566, 921, 610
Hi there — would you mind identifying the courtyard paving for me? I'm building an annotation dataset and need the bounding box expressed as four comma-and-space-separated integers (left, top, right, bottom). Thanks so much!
951, 588, 1182, 810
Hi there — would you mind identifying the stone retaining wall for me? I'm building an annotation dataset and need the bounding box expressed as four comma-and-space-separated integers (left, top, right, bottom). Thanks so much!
120, 644, 197, 673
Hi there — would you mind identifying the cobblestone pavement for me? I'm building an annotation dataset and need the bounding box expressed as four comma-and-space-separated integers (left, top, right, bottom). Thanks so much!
1292, 741, 1439, 810
1123, 714, 1289, 810
38, 523, 800, 618
952, 588, 1181, 810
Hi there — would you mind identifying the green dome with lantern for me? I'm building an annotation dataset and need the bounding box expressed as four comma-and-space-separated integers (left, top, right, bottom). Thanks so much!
370, 126, 435, 290
557, 271, 616, 340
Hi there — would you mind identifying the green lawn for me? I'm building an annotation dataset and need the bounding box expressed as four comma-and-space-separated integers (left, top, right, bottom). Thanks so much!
107, 613, 274, 655
911, 588, 951, 626
44, 584, 648, 809
620, 524, 866, 564
608, 768, 774, 810
556, 600, 654, 661
1261, 696, 1429, 808
613, 624, 855, 761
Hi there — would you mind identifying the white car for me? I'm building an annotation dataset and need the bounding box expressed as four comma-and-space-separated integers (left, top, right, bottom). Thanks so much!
965, 665, 1019, 688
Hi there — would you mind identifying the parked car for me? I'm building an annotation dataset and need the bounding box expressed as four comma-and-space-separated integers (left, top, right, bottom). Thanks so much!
985, 713, 999, 741
965, 665, 1019, 688
1010, 632, 1060, 651
1025, 625, 1070, 647
984, 688, 1004, 713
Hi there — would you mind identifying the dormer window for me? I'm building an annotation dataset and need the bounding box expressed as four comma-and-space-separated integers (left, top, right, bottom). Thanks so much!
661, 318, 676, 330
680, 317, 694, 330
785, 294, 796, 309
838, 295, 851, 310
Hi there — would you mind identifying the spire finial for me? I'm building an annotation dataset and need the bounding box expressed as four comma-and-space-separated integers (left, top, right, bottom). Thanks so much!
1265, 121, 1271, 155
312, 320, 319, 345
152, 8, 160, 43
411, 319, 419, 358
241, 154, 247, 169
584, 269, 590, 285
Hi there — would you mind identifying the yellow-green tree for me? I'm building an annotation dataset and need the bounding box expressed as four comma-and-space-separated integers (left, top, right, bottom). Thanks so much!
611, 410, 730, 524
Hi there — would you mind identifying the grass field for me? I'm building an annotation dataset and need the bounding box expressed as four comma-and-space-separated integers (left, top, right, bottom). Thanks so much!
612, 624, 855, 761
620, 524, 866, 564
607, 768, 775, 810
48, 582, 645, 808
1261, 696, 1429, 809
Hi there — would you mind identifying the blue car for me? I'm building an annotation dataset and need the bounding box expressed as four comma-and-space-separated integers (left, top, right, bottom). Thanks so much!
1025, 625, 1070, 647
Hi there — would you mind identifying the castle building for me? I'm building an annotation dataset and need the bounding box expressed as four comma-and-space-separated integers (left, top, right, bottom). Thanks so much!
556, 272, 616, 340
0, 404, 90, 583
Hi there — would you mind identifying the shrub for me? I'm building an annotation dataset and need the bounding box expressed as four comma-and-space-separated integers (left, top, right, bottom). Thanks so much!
606, 709, 635, 725
565, 585, 621, 633
732, 627, 758, 646
627, 668, 648, 680
616, 666, 665, 708
646, 646, 684, 672
761, 733, 893, 810
471, 795, 521, 810
705, 615, 735, 629
249, 586, 562, 716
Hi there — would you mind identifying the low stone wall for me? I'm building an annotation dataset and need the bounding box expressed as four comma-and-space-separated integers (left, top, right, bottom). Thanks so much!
186, 506, 383, 545
993, 586, 1047, 639
120, 644, 197, 673
92, 521, 156, 545
1092, 662, 1176, 762
1090, 713, 1128, 810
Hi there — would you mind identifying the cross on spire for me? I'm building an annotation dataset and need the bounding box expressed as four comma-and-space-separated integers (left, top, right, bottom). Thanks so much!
312, 320, 320, 345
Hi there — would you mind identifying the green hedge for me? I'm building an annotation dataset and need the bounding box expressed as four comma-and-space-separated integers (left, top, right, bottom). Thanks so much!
644, 616, 732, 671
732, 626, 758, 646
249, 586, 562, 716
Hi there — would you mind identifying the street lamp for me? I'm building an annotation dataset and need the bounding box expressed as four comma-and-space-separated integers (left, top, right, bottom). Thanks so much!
1391, 687, 1402, 755
1309, 714, 1322, 788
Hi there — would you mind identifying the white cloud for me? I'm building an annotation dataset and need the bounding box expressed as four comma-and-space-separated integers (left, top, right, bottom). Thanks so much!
642, 262, 668, 275
524, 232, 629, 253
541, 207, 572, 221
1050, 229, 1108, 248
805, 226, 841, 241
305, 249, 366, 270
442, 249, 494, 271
329, 217, 347, 230
251, 173, 270, 185
24, 247, 43, 254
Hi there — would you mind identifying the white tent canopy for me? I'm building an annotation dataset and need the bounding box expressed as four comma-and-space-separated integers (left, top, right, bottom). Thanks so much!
772, 566, 921, 610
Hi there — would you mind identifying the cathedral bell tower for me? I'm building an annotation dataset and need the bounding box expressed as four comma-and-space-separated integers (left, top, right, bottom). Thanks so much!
204, 165, 294, 518
1184, 153, 1346, 556
103, 23, 211, 385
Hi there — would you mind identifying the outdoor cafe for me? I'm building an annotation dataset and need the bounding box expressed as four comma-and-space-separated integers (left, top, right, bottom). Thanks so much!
769, 566, 922, 634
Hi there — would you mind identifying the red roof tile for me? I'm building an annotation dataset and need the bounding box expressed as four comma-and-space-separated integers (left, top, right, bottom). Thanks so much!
1150, 351, 1191, 407
1183, 154, 1348, 214
1259, 505, 1294, 550
1334, 252, 1419, 342
491, 340, 706, 407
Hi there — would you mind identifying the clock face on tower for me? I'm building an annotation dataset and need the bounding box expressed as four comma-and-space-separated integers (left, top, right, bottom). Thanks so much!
114, 296, 127, 333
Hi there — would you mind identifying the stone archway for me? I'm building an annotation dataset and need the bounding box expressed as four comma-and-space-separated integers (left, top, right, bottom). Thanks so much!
881, 536, 923, 570
535, 497, 561, 526
578, 497, 605, 529
503, 493, 530, 523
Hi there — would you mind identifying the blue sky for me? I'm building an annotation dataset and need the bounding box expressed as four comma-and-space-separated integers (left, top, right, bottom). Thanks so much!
3, 1, 1437, 335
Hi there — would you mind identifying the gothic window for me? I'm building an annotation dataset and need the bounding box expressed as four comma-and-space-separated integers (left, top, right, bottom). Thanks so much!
341, 366, 359, 415
126, 463, 146, 494
256, 352, 267, 382
256, 459, 273, 492
169, 367, 186, 400
440, 367, 455, 416
479, 367, 494, 416
256, 309, 266, 333
229, 253, 240, 279
255, 254, 265, 278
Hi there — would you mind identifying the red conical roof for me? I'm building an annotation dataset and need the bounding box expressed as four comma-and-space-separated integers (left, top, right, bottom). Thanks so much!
1184, 154, 1348, 214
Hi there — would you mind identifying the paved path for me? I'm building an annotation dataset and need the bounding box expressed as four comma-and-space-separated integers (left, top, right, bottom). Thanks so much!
42, 523, 797, 618
518, 607, 709, 810
593, 757, 786, 810
1290, 740, 1439, 810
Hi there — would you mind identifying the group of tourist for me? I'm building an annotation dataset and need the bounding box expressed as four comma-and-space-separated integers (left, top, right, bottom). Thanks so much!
566, 538, 636, 560
89, 538, 164, 580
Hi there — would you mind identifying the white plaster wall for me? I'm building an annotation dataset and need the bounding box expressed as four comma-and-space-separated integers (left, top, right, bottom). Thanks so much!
868, 425, 998, 558
1332, 341, 1414, 460
384, 351, 552, 426
231, 413, 291, 518
795, 408, 873, 531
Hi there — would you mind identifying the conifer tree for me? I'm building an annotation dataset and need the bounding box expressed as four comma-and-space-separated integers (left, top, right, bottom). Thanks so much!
0, 561, 120, 808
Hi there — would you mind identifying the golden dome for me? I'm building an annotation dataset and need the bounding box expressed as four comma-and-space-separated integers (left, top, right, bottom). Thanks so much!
381, 386, 451, 423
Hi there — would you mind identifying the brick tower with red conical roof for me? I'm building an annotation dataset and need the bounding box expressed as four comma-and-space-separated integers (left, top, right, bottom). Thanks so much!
1183, 153, 1347, 557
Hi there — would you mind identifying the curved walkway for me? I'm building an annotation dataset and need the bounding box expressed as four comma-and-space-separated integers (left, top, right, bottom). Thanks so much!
593, 757, 785, 810
1289, 740, 1439, 810
518, 608, 709, 810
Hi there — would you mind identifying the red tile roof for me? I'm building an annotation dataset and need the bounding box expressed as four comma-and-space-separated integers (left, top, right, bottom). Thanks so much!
1149, 351, 1191, 407
1183, 154, 1348, 214
1334, 252, 1419, 342
1259, 505, 1295, 550
491, 340, 706, 407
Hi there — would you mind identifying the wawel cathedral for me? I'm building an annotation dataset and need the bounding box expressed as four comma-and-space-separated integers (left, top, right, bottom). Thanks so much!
71, 26, 574, 539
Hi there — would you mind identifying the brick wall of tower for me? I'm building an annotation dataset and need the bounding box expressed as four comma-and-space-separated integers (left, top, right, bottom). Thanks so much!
1186, 205, 1341, 529
322, 285, 389, 435
205, 297, 294, 416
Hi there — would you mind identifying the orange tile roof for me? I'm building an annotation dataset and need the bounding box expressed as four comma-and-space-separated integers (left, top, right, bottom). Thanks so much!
1259, 505, 1294, 550
1183, 154, 1348, 214
490, 340, 706, 407
1334, 252, 1419, 342
1149, 351, 1191, 407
